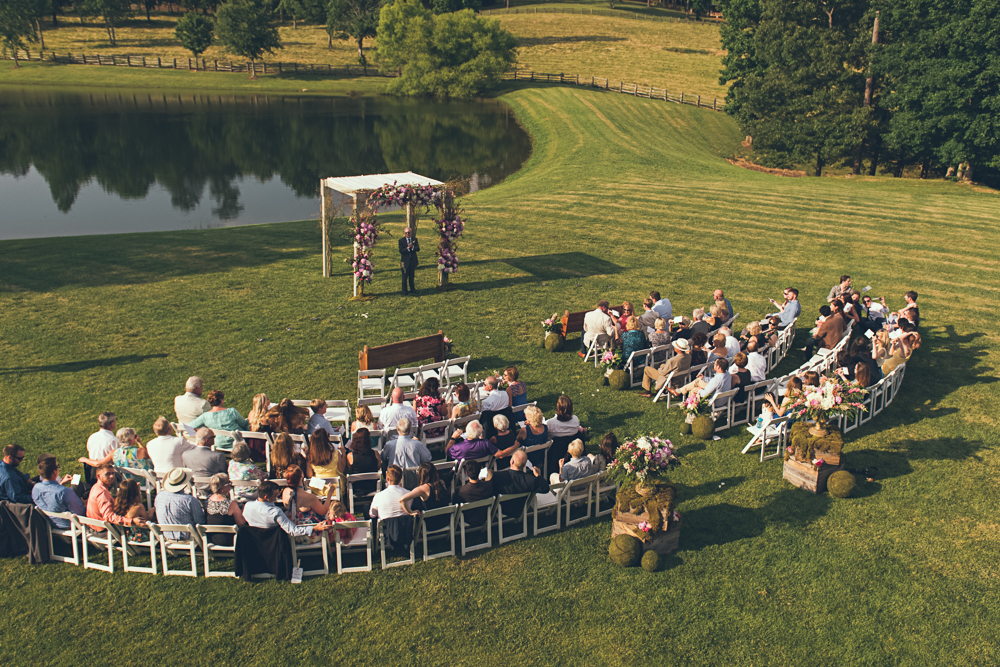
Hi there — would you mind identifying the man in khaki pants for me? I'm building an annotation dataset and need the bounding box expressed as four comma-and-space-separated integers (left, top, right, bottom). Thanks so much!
640, 339, 692, 397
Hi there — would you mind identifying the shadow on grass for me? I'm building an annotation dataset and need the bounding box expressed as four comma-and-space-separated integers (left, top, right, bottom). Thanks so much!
518, 35, 628, 47
457, 252, 624, 292
0, 353, 168, 375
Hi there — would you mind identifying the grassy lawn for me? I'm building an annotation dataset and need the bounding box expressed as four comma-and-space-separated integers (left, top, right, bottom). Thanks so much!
1, 83, 999, 666
27, 7, 726, 99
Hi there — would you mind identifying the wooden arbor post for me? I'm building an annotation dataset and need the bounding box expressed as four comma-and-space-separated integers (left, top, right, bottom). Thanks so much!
438, 190, 455, 290
320, 179, 330, 277
351, 189, 373, 297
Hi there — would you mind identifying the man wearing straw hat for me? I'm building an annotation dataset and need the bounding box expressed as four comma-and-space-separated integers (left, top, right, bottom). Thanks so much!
639, 338, 692, 398
154, 468, 205, 540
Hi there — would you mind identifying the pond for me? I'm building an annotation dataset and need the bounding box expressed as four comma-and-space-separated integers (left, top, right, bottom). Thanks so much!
0, 87, 532, 240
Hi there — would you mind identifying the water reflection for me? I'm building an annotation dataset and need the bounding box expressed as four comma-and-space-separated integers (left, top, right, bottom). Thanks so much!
0, 88, 531, 239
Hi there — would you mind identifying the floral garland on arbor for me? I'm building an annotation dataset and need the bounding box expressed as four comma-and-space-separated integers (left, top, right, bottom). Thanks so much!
347, 181, 466, 290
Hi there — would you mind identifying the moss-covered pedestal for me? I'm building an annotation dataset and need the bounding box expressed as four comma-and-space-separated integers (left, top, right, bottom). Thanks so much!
789, 422, 843, 465
610, 482, 680, 555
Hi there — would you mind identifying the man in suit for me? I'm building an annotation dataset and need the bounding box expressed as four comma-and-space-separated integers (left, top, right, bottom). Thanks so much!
398, 227, 420, 295
640, 338, 692, 397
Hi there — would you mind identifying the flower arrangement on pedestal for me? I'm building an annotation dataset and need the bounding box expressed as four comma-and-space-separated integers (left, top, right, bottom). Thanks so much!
604, 434, 680, 495
599, 348, 623, 374
433, 201, 465, 280
541, 313, 563, 335
350, 211, 381, 287
789, 377, 868, 437
681, 393, 711, 420
608, 434, 682, 546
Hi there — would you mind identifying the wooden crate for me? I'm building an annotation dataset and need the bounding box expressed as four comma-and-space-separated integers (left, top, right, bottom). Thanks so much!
783, 458, 845, 494
814, 449, 841, 466
612, 517, 680, 555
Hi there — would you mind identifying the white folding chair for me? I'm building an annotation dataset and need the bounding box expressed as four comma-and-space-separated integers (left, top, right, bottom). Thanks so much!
209, 429, 236, 452
742, 415, 792, 461
290, 530, 331, 577
442, 356, 471, 385
651, 370, 677, 404
197, 525, 239, 577
432, 460, 458, 496
120, 524, 158, 575
596, 472, 618, 517
150, 523, 202, 577
650, 343, 673, 366
334, 520, 373, 573
712, 388, 739, 432
456, 497, 496, 555
495, 492, 534, 544
191, 476, 213, 501
419, 361, 448, 385
231, 479, 262, 503
358, 369, 387, 401
41, 510, 81, 565
378, 517, 416, 568
389, 366, 421, 392
75, 516, 120, 573
418, 419, 453, 451
346, 473, 383, 517
416, 505, 458, 561
531, 483, 566, 535
583, 336, 612, 367
357, 396, 385, 422
561, 474, 598, 527
118, 467, 158, 510
624, 349, 652, 388
522, 440, 553, 480
287, 433, 308, 456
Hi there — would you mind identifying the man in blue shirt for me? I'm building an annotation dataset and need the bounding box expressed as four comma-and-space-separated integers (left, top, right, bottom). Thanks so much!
243, 481, 331, 537
766, 287, 801, 328
381, 417, 432, 474
0, 444, 33, 504
32, 458, 85, 528
154, 467, 205, 540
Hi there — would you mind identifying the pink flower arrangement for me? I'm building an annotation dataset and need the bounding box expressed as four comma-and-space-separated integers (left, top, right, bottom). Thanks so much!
605, 434, 681, 486
638, 521, 651, 533
682, 394, 711, 417
790, 376, 869, 425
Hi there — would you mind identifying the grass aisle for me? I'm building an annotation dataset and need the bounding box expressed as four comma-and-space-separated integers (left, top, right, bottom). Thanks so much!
0, 86, 998, 666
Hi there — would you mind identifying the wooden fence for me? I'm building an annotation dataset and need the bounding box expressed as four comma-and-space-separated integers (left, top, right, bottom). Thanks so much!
506, 69, 725, 111
480, 6, 724, 22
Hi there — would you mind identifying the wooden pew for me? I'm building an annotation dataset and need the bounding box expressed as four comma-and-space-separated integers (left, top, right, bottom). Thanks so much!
561, 305, 625, 335
359, 331, 446, 371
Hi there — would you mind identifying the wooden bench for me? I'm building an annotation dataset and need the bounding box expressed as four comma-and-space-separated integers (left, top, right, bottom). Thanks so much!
560, 305, 625, 335
359, 331, 446, 371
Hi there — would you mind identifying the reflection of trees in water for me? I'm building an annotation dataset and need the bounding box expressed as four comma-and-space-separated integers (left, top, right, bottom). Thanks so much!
0, 91, 531, 215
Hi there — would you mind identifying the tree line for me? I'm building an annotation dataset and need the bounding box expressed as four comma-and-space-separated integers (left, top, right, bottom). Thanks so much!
1, 0, 516, 96
718, 0, 999, 183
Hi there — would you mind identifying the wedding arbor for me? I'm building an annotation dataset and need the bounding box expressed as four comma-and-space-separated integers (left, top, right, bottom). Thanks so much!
319, 172, 466, 298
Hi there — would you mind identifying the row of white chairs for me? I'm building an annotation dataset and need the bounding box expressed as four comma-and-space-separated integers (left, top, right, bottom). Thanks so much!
358, 356, 472, 401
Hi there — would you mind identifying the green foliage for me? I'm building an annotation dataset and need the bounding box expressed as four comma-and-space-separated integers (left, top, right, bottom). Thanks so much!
608, 369, 628, 391
544, 333, 565, 352
431, 0, 481, 14
827, 470, 858, 498
376, 1, 517, 97
216, 0, 282, 74
641, 550, 660, 572
609, 534, 643, 567
327, 0, 383, 58
0, 0, 37, 64
615, 483, 676, 534
691, 414, 714, 439
789, 422, 843, 461
175, 13, 215, 58
80, 0, 132, 46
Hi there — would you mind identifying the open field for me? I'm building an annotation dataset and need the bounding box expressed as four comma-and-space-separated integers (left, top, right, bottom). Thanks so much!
0, 79, 999, 665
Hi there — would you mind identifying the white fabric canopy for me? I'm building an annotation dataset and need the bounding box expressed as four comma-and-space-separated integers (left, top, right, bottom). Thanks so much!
322, 171, 443, 194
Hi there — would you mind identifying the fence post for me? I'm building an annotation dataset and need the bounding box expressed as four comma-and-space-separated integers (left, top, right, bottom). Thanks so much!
202, 58, 206, 70
188, 58, 192, 70
664, 89, 668, 101
142, 56, 146, 66
560, 73, 563, 83
157, 57, 161, 68
681, 92, 684, 104
620, 81, 623, 92
697, 95, 701, 107
127, 55, 131, 67
714, 98, 718, 111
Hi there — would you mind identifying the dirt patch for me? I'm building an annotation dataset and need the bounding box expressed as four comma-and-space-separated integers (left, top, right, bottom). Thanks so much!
728, 158, 806, 178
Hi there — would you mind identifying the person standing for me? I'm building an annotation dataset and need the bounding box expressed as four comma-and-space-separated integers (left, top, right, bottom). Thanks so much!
399, 227, 420, 296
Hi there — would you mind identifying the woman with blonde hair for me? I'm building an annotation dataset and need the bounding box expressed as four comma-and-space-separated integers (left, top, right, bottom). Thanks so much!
247, 393, 269, 431
351, 405, 377, 433
714, 299, 730, 322
515, 405, 549, 470
620, 315, 649, 366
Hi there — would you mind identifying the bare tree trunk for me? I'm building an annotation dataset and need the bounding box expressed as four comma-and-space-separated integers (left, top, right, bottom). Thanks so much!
146, 4, 151, 21
855, 12, 879, 176
12, 50, 19, 68
36, 19, 45, 51
893, 157, 905, 178
919, 156, 930, 179
328, 30, 333, 48
249, 60, 256, 78
868, 140, 880, 176
815, 154, 824, 177
107, 22, 116, 47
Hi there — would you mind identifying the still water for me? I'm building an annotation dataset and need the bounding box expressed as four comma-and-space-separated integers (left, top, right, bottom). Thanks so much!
0, 87, 532, 239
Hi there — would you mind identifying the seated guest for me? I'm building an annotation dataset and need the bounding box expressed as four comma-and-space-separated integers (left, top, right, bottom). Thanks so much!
639, 297, 660, 332
247, 393, 270, 433
673, 359, 733, 407
588, 432, 619, 471
882, 331, 920, 375
228, 440, 267, 502
345, 429, 382, 496
399, 462, 452, 531
720, 327, 741, 358
690, 311, 710, 339
714, 289, 734, 323
86, 412, 119, 467
744, 339, 767, 383
854, 362, 875, 388
763, 316, 781, 348
640, 338, 692, 398
243, 481, 330, 538
620, 316, 650, 364
702, 305, 721, 330
370, 465, 413, 551
828, 274, 852, 303
113, 479, 153, 542
729, 352, 754, 404
866, 296, 888, 330
306, 399, 339, 438
306, 429, 347, 498
803, 305, 845, 356
0, 444, 33, 504
261, 398, 309, 436
182, 428, 227, 487
515, 406, 550, 469
415, 377, 450, 438
650, 290, 672, 321
873, 330, 892, 368
381, 418, 432, 474
689, 332, 709, 366
841, 295, 861, 325
154, 468, 204, 540
480, 376, 509, 412
740, 322, 767, 351
490, 415, 518, 468
452, 461, 494, 526
87, 464, 147, 529
760, 377, 802, 421
376, 388, 418, 446
450, 383, 473, 419
615, 301, 637, 336
648, 318, 671, 347
146, 416, 193, 475
801, 371, 821, 388
270, 432, 297, 479
206, 473, 247, 546
490, 450, 549, 517
844, 337, 880, 383
766, 287, 800, 328
714, 299, 730, 322
579, 300, 617, 357
33, 457, 85, 527
278, 466, 333, 543
188, 390, 250, 450
351, 405, 377, 434
670, 316, 694, 341
327, 500, 358, 543
111, 428, 153, 479
546, 395, 584, 441
706, 333, 731, 365
174, 376, 211, 425
551, 439, 593, 484
504, 366, 527, 407
447, 420, 501, 461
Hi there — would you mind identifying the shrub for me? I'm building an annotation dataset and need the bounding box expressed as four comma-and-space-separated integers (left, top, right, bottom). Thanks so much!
609, 534, 643, 567
608, 369, 628, 391
641, 550, 659, 572
544, 334, 565, 353
827, 470, 858, 498
692, 414, 715, 439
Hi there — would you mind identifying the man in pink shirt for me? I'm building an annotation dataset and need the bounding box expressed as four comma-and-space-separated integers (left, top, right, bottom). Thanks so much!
86, 465, 147, 530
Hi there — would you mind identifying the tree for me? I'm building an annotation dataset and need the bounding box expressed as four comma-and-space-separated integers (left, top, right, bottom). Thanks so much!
376, 3, 517, 98
430, 0, 480, 14
215, 0, 282, 78
141, 0, 157, 21
327, 0, 383, 61
0, 0, 37, 66
175, 12, 214, 58
81, 0, 132, 46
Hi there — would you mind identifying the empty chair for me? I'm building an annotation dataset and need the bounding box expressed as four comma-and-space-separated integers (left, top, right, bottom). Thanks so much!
595, 472, 618, 518
388, 366, 422, 392
442, 356, 471, 386
290, 531, 331, 577
561, 474, 599, 527
358, 369, 387, 401
531, 482, 567, 535
346, 472, 382, 517
495, 492, 534, 544
742, 414, 792, 462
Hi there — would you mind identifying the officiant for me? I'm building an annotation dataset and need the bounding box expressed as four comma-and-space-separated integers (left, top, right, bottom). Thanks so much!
398, 227, 420, 296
